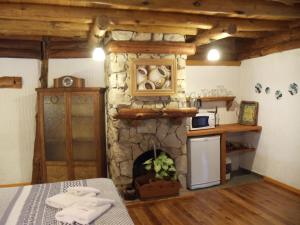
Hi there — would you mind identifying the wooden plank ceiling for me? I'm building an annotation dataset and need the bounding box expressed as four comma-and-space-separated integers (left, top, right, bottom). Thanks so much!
0, 0, 299, 60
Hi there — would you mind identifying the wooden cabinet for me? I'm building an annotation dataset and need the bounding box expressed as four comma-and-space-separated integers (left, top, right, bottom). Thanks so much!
35, 88, 106, 183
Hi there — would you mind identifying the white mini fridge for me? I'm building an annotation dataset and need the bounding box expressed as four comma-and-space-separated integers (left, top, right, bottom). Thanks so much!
187, 136, 220, 189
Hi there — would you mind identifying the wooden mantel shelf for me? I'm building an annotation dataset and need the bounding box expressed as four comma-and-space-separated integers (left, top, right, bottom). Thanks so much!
115, 107, 198, 120
187, 123, 262, 137
200, 96, 235, 110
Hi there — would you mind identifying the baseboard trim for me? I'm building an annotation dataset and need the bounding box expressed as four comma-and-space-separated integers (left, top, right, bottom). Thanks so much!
0, 182, 31, 188
263, 176, 300, 196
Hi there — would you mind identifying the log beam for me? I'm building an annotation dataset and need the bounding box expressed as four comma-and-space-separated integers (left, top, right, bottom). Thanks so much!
237, 27, 300, 59
88, 16, 110, 49
0, 48, 41, 58
49, 49, 91, 58
194, 24, 237, 46
105, 41, 196, 55
4, 0, 300, 20
0, 3, 289, 32
92, 0, 300, 20
233, 31, 273, 39
238, 27, 300, 52
0, 19, 89, 38
238, 39, 300, 60
40, 38, 49, 88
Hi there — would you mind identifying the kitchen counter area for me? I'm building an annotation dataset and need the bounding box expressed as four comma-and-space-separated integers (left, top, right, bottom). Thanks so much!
187, 123, 262, 137
187, 123, 262, 184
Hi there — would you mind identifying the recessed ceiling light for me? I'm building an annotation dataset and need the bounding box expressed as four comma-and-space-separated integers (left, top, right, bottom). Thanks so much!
207, 49, 221, 61
92, 47, 105, 61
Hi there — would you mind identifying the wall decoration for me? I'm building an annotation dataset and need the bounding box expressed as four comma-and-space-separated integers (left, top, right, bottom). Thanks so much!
0, 76, 22, 88
131, 58, 176, 96
265, 87, 270, 94
275, 90, 283, 100
255, 83, 262, 93
288, 83, 298, 95
238, 101, 259, 126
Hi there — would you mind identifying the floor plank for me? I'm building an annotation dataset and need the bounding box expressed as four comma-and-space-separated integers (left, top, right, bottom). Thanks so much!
127, 181, 300, 225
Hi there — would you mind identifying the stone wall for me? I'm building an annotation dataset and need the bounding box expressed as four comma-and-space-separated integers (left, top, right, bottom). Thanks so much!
105, 31, 188, 190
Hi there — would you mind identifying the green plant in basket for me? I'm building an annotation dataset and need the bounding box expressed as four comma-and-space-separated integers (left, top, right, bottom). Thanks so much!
143, 152, 177, 180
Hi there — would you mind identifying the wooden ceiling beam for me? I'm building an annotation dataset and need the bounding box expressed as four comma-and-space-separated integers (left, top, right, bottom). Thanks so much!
49, 49, 91, 58
106, 41, 196, 55
0, 39, 41, 50
233, 31, 274, 39
0, 19, 89, 38
4, 0, 300, 20
0, 48, 40, 59
0, 19, 90, 32
0, 3, 289, 32
91, 0, 300, 20
0, 30, 88, 39
238, 27, 300, 59
194, 24, 237, 46
87, 16, 109, 49
239, 27, 300, 51
238, 39, 300, 60
49, 41, 88, 50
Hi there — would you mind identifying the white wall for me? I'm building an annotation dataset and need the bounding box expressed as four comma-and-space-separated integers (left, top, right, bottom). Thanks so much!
48, 58, 105, 87
186, 66, 241, 124
0, 58, 40, 184
0, 58, 105, 185
239, 49, 300, 189
186, 66, 242, 171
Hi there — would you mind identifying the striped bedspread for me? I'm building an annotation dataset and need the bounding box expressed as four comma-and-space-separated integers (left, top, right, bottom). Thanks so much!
0, 178, 134, 225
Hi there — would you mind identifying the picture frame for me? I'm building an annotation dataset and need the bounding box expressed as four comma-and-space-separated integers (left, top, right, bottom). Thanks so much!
130, 58, 177, 96
238, 101, 259, 126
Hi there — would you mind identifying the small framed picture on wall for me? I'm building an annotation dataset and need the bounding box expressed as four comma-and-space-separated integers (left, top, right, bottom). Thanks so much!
130, 58, 177, 96
238, 101, 259, 126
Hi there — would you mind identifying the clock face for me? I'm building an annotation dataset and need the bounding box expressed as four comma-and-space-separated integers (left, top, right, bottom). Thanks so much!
62, 76, 74, 87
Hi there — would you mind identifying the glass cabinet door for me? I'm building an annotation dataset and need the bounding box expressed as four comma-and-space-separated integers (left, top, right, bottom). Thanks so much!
71, 94, 97, 161
44, 95, 66, 161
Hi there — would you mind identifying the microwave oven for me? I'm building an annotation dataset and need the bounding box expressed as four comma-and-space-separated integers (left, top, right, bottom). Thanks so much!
189, 112, 216, 130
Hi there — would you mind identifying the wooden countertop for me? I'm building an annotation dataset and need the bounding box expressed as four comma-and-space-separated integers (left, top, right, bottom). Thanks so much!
187, 123, 262, 137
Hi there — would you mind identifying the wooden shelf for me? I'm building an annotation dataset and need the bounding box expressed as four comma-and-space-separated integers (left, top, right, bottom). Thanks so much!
187, 123, 262, 137
115, 107, 198, 120
227, 148, 256, 154
199, 96, 235, 110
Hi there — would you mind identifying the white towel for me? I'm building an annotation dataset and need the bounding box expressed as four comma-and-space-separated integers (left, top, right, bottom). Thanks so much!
46, 192, 96, 209
55, 202, 113, 224
79, 197, 115, 208
67, 187, 100, 196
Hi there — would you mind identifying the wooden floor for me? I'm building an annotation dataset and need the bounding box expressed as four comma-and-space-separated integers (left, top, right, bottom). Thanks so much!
127, 181, 300, 225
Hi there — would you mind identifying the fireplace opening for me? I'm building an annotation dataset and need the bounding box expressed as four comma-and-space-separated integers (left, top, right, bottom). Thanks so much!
132, 149, 172, 180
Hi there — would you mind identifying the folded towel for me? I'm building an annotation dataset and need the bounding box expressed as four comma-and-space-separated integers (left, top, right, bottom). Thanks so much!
46, 192, 96, 209
79, 197, 115, 208
67, 187, 100, 196
55, 202, 113, 224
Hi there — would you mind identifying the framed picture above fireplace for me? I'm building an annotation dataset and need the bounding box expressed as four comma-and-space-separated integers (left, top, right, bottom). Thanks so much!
130, 58, 177, 96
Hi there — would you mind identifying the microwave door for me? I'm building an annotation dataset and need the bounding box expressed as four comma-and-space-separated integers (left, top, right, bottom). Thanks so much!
192, 116, 209, 128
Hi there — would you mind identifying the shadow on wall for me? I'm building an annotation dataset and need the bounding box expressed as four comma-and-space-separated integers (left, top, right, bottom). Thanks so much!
17, 93, 36, 182
239, 132, 263, 172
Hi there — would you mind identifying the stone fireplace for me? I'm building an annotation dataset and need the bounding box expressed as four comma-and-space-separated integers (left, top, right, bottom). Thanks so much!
105, 31, 189, 190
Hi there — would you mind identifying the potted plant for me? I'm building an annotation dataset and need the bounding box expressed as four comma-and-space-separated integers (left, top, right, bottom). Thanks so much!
134, 152, 181, 200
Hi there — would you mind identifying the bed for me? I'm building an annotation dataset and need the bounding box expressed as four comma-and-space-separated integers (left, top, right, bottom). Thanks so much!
0, 178, 134, 225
